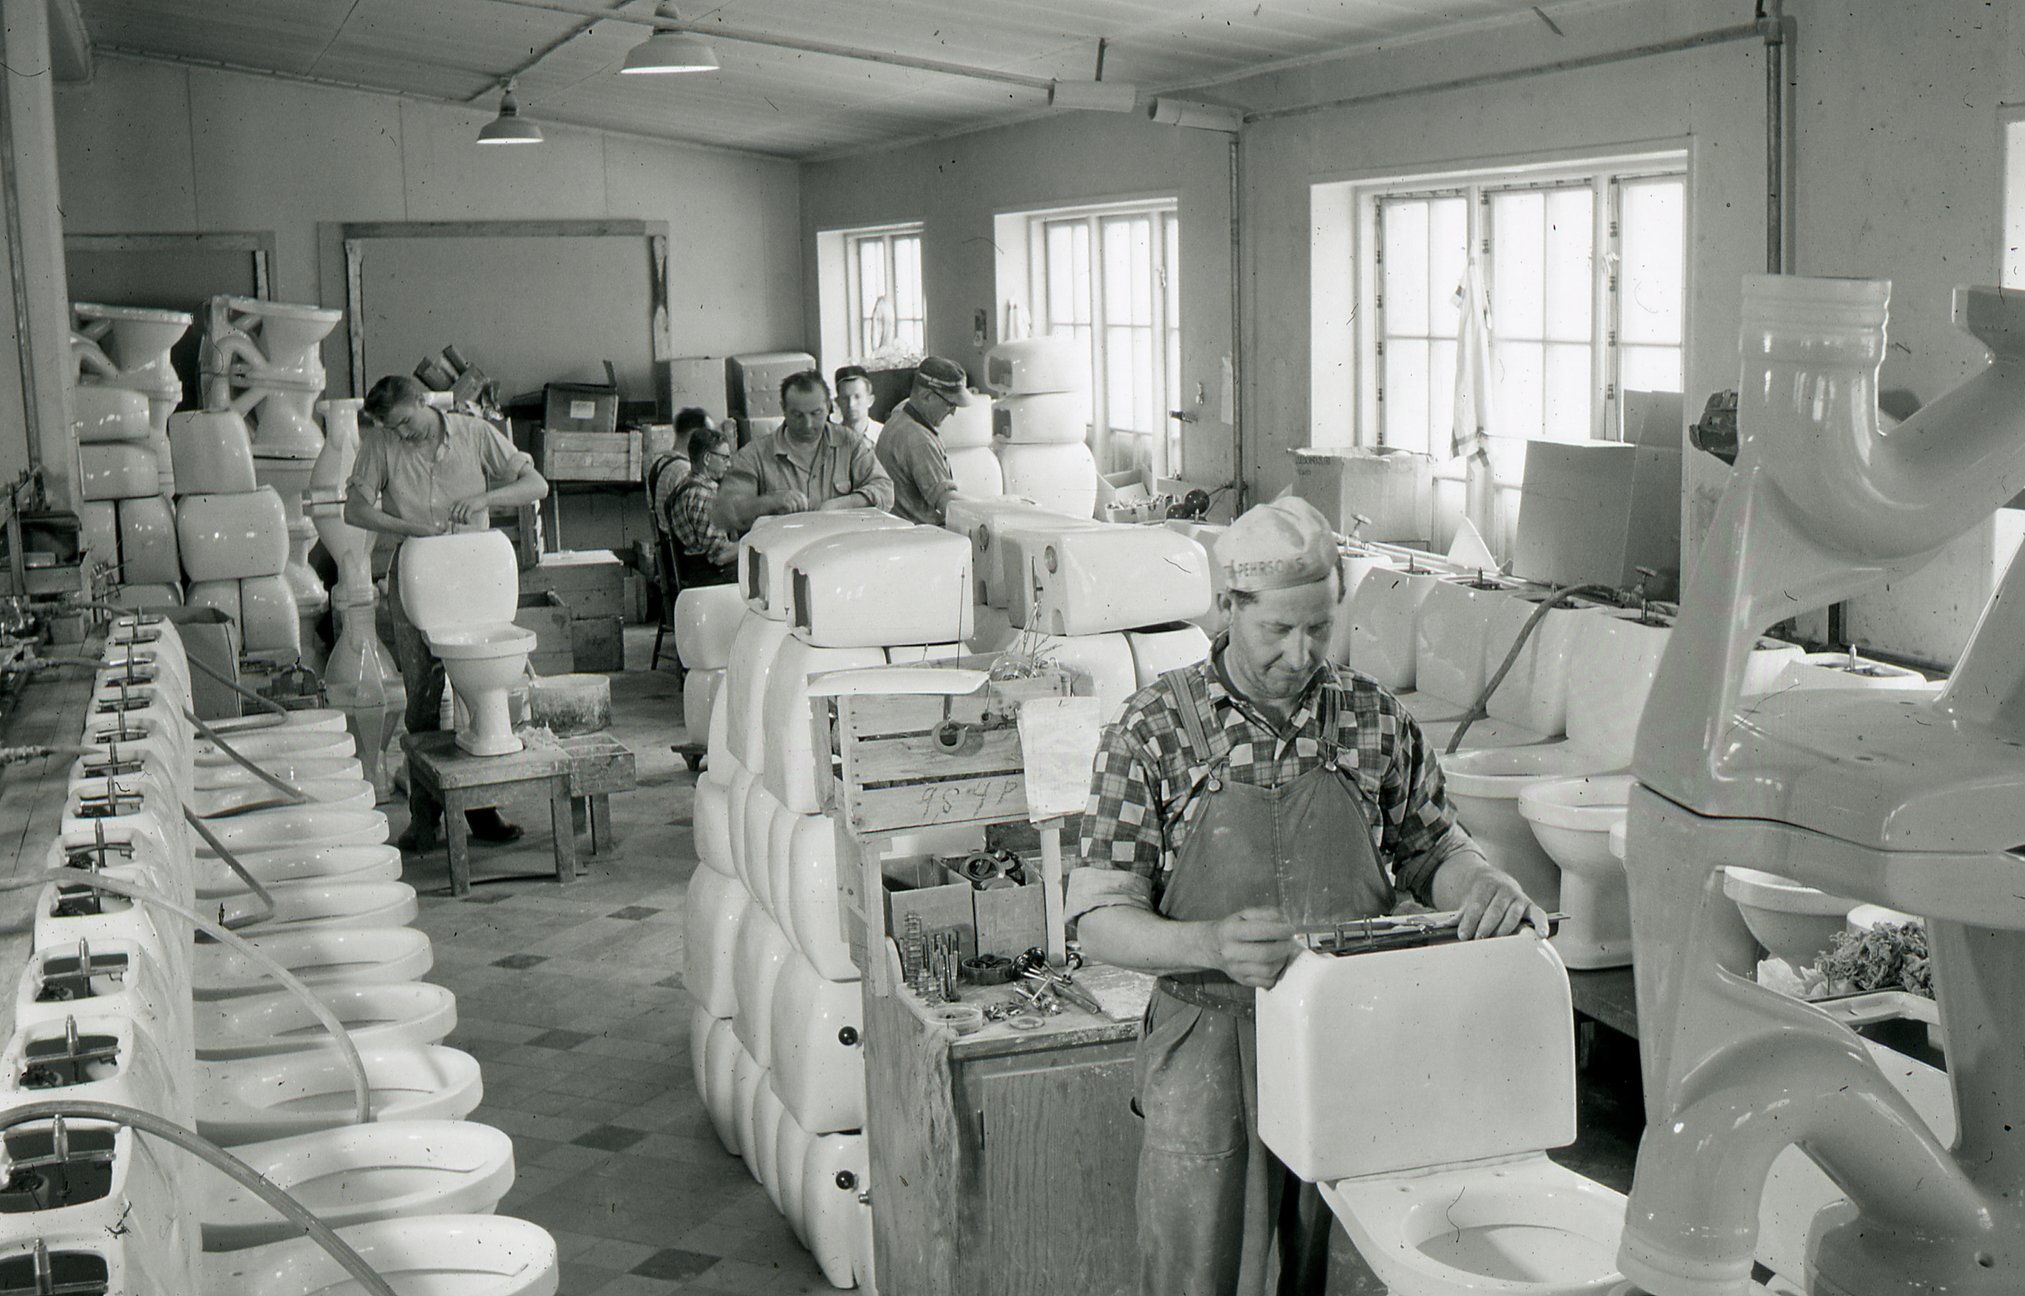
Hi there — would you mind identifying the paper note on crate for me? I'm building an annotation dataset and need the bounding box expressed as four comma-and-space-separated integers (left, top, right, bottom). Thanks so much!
1017, 696, 1104, 822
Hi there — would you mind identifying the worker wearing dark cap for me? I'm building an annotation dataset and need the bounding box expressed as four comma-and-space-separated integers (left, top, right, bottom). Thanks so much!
1069, 495, 1547, 1295
873, 355, 972, 526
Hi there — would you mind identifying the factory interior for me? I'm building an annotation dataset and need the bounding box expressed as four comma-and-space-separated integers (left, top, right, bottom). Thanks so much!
0, 0, 2020, 1293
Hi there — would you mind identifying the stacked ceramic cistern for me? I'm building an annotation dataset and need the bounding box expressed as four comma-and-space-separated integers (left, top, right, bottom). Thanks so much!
985, 337, 1100, 518
70, 303, 194, 605
198, 296, 346, 667
0, 613, 558, 1293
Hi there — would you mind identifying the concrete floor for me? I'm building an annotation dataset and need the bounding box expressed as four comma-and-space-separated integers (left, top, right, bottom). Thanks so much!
393, 623, 1645, 1295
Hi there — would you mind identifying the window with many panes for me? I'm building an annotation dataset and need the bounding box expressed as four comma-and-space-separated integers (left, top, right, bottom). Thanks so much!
843, 224, 924, 360
1027, 201, 1181, 477
1368, 160, 1685, 457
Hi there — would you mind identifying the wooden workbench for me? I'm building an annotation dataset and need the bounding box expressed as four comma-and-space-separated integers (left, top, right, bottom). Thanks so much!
402, 729, 577, 896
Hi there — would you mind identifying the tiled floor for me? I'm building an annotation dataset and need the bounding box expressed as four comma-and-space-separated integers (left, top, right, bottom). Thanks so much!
394, 628, 832, 1296
392, 625, 1645, 1296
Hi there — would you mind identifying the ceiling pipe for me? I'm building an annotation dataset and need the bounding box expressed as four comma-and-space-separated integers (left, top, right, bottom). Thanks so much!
479, 0, 1055, 92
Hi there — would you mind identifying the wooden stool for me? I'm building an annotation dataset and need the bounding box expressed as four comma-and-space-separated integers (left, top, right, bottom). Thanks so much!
402, 730, 577, 897
554, 732, 638, 856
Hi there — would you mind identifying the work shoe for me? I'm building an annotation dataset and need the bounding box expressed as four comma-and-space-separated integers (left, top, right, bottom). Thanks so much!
466, 808, 524, 846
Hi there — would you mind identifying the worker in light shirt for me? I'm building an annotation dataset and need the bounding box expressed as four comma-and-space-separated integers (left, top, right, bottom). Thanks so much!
872, 355, 971, 527
1067, 495, 1547, 1296
833, 364, 883, 444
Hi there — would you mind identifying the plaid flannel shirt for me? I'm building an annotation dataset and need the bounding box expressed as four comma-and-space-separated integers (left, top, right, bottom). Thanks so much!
1066, 647, 1478, 925
667, 473, 729, 558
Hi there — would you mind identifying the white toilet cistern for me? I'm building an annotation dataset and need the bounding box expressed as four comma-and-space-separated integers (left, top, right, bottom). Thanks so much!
1622, 277, 2025, 1295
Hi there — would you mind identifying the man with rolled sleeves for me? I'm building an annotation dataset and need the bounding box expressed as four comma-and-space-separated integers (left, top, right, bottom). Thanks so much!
711, 369, 894, 538
873, 355, 970, 526
1068, 495, 1547, 1296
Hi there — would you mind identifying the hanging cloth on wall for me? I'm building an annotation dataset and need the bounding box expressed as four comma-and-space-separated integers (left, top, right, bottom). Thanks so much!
1452, 259, 1500, 554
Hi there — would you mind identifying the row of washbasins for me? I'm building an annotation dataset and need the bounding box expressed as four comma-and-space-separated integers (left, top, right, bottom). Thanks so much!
666, 500, 1249, 1289
0, 615, 557, 1295
1332, 558, 1932, 969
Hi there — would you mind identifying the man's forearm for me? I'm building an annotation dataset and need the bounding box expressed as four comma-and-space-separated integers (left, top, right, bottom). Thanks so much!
485, 471, 548, 509
1076, 905, 1221, 978
713, 486, 770, 537
344, 496, 436, 538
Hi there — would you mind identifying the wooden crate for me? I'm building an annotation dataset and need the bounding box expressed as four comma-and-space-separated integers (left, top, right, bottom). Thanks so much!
570, 614, 624, 672
520, 550, 627, 621
534, 427, 640, 482
817, 662, 1075, 837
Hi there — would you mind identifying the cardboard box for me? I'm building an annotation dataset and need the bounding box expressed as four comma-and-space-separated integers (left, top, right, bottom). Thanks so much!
726, 351, 815, 424
544, 381, 619, 435
1511, 439, 1682, 597
570, 614, 625, 672
520, 550, 626, 621
664, 357, 728, 423
1290, 447, 1434, 542
159, 607, 238, 720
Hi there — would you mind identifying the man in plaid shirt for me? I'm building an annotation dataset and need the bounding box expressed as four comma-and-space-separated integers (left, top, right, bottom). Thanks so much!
1069, 495, 1545, 1296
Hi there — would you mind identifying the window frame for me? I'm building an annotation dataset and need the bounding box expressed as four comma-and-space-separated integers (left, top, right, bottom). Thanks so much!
1355, 153, 1687, 459
1020, 197, 1182, 479
839, 222, 925, 362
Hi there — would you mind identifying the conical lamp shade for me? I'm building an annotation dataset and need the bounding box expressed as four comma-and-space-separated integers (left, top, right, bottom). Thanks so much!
620, 31, 719, 73
478, 87, 543, 144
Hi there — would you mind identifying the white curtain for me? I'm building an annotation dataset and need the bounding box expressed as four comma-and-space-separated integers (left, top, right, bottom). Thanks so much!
1452, 258, 1499, 556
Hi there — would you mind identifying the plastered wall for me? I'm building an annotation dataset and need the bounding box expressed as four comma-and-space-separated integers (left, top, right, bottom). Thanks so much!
50, 56, 805, 395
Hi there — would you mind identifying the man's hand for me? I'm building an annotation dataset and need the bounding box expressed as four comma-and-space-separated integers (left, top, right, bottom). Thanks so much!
1451, 867, 1550, 941
709, 539, 739, 567
766, 488, 810, 515
448, 493, 490, 525
1205, 906, 1298, 988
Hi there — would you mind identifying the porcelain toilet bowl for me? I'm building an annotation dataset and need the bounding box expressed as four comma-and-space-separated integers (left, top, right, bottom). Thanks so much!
1334, 565, 1445, 690
399, 532, 534, 756
725, 763, 760, 891
997, 519, 1107, 628
948, 445, 1004, 496
192, 926, 433, 999
801, 1131, 874, 1290
429, 626, 539, 755
752, 1081, 790, 1212
192, 754, 364, 793
215, 879, 420, 933
674, 583, 745, 670
739, 509, 910, 620
996, 440, 1099, 518
769, 811, 859, 983
15, 940, 184, 1063
34, 874, 190, 1005
193, 1119, 517, 1251
0, 1124, 195, 1289
167, 410, 259, 494
1258, 937, 1631, 1296
177, 489, 290, 581
758, 639, 886, 815
185, 777, 377, 820
1027, 524, 1212, 636
773, 1103, 815, 1246
1410, 575, 1516, 713
74, 385, 152, 444
1517, 774, 1637, 968
683, 667, 723, 744
1126, 622, 1212, 687
193, 842, 402, 899
1, 1012, 193, 1128
783, 525, 975, 647
682, 865, 749, 1020
1721, 865, 1861, 965
724, 615, 791, 773
197, 1214, 558, 1296
192, 805, 389, 856
195, 725, 357, 766
1322, 1155, 1629, 1295
113, 495, 183, 585
196, 980, 457, 1060
194, 1044, 484, 1146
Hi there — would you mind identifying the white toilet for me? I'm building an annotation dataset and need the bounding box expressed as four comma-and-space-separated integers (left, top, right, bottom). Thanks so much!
1517, 773, 1637, 968
1258, 935, 1629, 1295
700, 1014, 745, 1156
191, 926, 434, 999
398, 531, 536, 756
1333, 564, 1447, 690
731, 906, 794, 1066
768, 951, 866, 1135
1027, 525, 1212, 636
197, 1215, 558, 1296
682, 865, 749, 1020
194, 980, 457, 1059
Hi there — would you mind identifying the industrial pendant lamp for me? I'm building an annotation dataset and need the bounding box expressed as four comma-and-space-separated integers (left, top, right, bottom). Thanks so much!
620, 4, 718, 74
477, 80, 543, 144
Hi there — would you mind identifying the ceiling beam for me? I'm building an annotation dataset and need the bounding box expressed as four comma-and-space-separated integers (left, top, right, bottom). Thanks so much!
476, 0, 1055, 93
466, 0, 646, 104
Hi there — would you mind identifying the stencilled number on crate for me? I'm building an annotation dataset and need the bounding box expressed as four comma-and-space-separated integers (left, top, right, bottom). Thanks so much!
914, 777, 1022, 818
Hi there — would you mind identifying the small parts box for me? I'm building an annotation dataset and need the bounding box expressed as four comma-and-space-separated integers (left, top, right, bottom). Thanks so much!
543, 380, 619, 435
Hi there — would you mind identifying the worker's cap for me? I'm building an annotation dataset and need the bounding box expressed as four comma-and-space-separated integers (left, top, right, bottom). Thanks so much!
914, 356, 974, 406
1219, 496, 1340, 593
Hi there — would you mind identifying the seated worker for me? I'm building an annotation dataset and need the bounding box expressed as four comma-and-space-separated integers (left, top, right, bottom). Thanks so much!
646, 405, 713, 539
1068, 495, 1547, 1296
666, 422, 740, 587
833, 364, 883, 444
345, 374, 549, 847
711, 370, 894, 538
873, 355, 971, 526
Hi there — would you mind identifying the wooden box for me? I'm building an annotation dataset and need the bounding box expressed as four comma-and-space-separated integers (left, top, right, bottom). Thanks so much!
535, 427, 641, 482
555, 732, 638, 798
515, 592, 573, 676
570, 614, 624, 672
543, 380, 620, 435
817, 660, 1076, 836
520, 550, 626, 621
725, 351, 814, 423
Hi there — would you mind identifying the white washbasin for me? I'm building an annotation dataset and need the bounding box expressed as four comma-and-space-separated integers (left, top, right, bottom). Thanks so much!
193, 926, 433, 999
197, 980, 457, 1060
194, 1119, 517, 1251
1722, 866, 1860, 966
193, 842, 403, 899
197, 725, 358, 764
194, 806, 389, 857
195, 1043, 483, 1146
217, 879, 419, 933
197, 1214, 557, 1296
193, 754, 364, 792
187, 778, 378, 819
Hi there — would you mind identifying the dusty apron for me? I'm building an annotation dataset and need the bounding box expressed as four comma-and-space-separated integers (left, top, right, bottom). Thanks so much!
1137, 671, 1394, 1296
